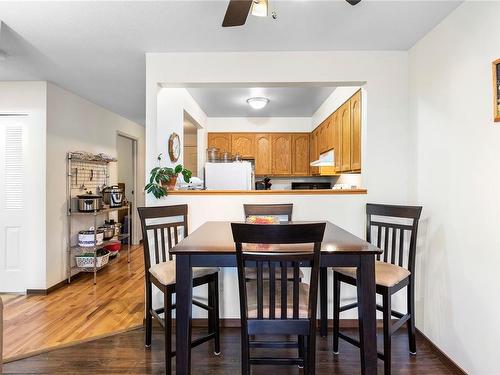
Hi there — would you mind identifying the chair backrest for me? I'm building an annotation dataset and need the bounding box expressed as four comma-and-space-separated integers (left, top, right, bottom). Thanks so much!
231, 222, 325, 334
366, 203, 422, 274
243, 203, 293, 222
137, 205, 188, 274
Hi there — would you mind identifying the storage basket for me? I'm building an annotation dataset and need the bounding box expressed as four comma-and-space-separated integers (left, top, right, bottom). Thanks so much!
75, 250, 110, 268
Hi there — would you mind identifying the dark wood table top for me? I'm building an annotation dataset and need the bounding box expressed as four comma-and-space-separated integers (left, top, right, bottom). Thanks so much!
171, 221, 382, 256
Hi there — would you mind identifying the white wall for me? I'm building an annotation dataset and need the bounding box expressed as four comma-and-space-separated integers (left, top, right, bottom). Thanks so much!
149, 88, 207, 200
0, 81, 47, 291
146, 51, 412, 318
46, 83, 145, 288
146, 51, 411, 203
409, 2, 500, 373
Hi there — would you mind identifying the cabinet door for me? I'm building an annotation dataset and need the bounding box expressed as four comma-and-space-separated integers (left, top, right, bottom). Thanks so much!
271, 133, 292, 175
332, 111, 342, 172
231, 133, 255, 158
207, 133, 231, 153
317, 122, 327, 154
324, 116, 334, 151
255, 134, 271, 175
350, 90, 362, 172
292, 133, 310, 176
340, 102, 352, 172
310, 130, 319, 175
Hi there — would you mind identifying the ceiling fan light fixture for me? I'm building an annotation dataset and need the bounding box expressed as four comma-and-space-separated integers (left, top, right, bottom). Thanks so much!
251, 0, 268, 17
247, 97, 269, 110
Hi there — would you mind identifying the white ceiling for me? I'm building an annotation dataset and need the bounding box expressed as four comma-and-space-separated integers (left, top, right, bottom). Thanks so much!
0, 1, 462, 125
187, 86, 336, 117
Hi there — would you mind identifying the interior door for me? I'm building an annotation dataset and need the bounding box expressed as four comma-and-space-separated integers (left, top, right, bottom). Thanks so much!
0, 116, 27, 292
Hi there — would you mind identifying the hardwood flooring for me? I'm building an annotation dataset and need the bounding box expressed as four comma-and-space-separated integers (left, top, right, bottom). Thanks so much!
3, 326, 459, 374
1, 246, 145, 362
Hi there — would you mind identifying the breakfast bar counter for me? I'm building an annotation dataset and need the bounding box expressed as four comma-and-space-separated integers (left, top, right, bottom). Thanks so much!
167, 188, 367, 195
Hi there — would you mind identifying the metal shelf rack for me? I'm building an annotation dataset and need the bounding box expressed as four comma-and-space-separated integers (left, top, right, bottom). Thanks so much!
66, 152, 131, 284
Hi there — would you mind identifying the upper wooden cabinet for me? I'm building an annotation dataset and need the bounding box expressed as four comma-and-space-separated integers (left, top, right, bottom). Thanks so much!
310, 130, 319, 176
231, 133, 255, 158
207, 133, 231, 153
340, 101, 352, 173
291, 133, 310, 176
350, 90, 362, 172
332, 111, 342, 172
254, 134, 272, 175
271, 133, 292, 175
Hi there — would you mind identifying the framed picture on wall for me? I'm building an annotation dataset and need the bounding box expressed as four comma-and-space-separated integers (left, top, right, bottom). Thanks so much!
493, 59, 500, 122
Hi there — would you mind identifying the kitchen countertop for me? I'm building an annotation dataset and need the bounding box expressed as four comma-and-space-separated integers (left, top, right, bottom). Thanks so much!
167, 189, 367, 195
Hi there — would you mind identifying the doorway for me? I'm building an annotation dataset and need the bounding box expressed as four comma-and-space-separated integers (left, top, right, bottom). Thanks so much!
116, 133, 138, 244
183, 117, 198, 177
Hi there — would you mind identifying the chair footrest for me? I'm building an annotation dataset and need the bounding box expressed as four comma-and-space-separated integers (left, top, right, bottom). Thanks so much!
250, 357, 304, 366
338, 332, 385, 360
249, 340, 299, 349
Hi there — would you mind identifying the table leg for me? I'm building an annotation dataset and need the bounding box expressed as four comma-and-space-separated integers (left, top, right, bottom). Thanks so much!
320, 267, 328, 337
357, 255, 377, 375
176, 254, 193, 375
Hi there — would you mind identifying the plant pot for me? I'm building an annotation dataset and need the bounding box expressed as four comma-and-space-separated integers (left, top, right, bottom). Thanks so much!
162, 175, 178, 190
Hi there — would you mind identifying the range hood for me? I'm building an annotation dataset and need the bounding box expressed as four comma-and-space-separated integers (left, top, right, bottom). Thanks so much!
310, 149, 334, 167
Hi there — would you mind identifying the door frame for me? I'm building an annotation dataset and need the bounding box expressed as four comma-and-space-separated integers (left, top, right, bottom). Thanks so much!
116, 131, 140, 245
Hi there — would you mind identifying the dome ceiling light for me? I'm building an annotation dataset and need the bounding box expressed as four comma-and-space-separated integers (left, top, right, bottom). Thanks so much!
247, 97, 269, 110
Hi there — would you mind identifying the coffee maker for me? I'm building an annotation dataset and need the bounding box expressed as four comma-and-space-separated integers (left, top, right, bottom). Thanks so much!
255, 177, 272, 190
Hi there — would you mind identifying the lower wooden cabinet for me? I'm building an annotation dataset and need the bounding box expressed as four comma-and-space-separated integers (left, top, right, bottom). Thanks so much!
271, 133, 292, 175
291, 133, 310, 176
255, 133, 272, 175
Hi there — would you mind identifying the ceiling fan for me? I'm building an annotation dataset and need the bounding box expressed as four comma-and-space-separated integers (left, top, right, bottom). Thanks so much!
222, 0, 361, 27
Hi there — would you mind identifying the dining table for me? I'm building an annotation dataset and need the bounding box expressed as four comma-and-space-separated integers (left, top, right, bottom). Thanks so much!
171, 221, 383, 375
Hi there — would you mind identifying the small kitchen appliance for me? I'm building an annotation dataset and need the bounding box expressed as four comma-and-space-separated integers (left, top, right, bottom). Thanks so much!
102, 185, 124, 208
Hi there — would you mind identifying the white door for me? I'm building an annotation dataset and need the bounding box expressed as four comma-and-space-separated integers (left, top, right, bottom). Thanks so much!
0, 116, 27, 292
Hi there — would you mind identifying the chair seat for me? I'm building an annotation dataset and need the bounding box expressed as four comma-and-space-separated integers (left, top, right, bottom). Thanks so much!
246, 280, 309, 318
245, 267, 304, 280
149, 261, 219, 286
333, 261, 410, 288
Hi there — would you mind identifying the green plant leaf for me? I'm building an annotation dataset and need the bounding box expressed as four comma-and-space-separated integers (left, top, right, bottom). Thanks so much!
174, 164, 183, 174
182, 168, 192, 183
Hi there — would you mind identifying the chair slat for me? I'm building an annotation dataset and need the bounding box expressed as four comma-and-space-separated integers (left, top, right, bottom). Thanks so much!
269, 261, 275, 319
391, 227, 397, 265
383, 226, 389, 262
153, 228, 160, 264
293, 262, 299, 319
174, 225, 179, 245
399, 229, 405, 267
257, 262, 263, 319
376, 225, 382, 260
167, 227, 173, 261
281, 262, 287, 319
160, 228, 167, 263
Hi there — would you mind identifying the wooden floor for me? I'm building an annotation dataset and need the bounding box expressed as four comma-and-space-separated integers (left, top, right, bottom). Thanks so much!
1, 245, 145, 362
3, 326, 459, 374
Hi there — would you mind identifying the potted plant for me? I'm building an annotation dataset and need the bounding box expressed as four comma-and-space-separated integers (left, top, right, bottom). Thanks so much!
145, 154, 192, 199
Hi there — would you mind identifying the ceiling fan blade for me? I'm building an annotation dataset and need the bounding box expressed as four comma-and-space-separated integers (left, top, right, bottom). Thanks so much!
222, 0, 253, 27
346, 0, 361, 5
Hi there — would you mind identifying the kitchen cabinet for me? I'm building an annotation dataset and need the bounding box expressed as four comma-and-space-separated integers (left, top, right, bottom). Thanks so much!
271, 133, 292, 175
350, 90, 362, 172
291, 133, 310, 176
310, 130, 319, 176
207, 133, 231, 153
255, 133, 272, 175
231, 133, 255, 158
332, 111, 342, 172
340, 101, 352, 173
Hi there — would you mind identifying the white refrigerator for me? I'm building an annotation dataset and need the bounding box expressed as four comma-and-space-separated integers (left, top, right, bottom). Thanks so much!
204, 161, 254, 190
